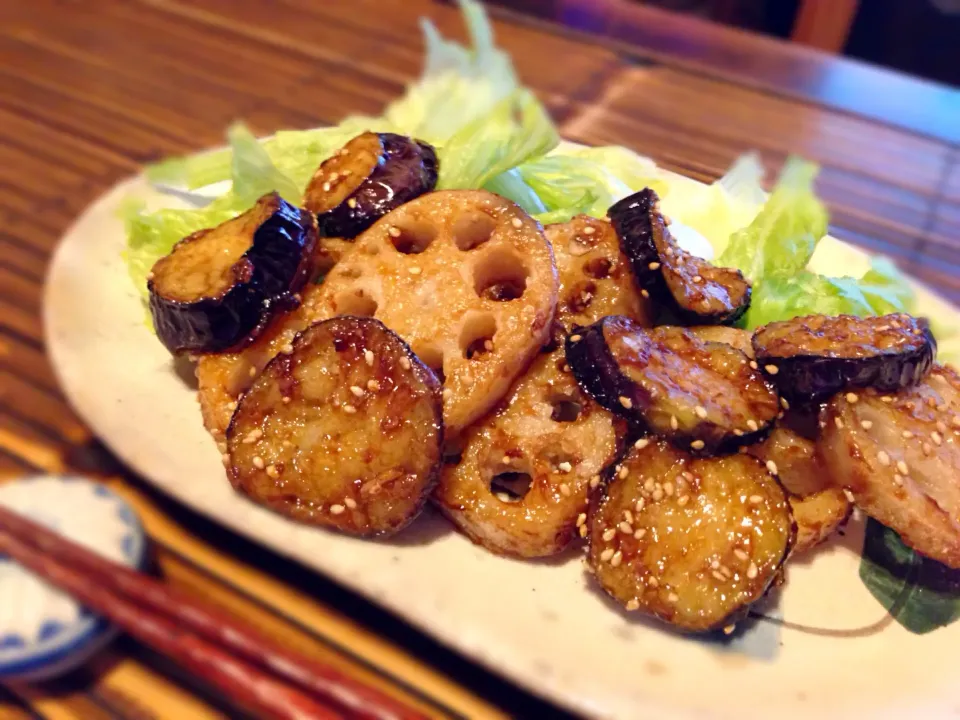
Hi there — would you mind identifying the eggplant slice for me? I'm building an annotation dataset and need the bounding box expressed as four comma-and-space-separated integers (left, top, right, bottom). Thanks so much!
747, 426, 851, 554
588, 439, 794, 631
608, 188, 751, 325
435, 216, 637, 558
566, 317, 780, 453
226, 316, 442, 536
819, 365, 960, 568
148, 192, 317, 354
304, 132, 438, 238
689, 325, 754, 357
752, 312, 936, 401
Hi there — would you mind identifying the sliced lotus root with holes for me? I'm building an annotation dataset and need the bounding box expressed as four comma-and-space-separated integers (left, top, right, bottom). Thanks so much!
313, 189, 558, 435
435, 347, 627, 557
435, 215, 641, 556
545, 215, 651, 329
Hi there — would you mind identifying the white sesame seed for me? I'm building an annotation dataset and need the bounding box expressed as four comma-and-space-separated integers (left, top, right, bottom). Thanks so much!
694, 405, 708, 419
242, 428, 262, 444
560, 483, 571, 497
343, 404, 357, 414
667, 592, 679, 603
510, 217, 523, 229
634, 528, 646, 539
901, 430, 913, 438
932, 431, 943, 446
364, 349, 375, 365
749, 360, 759, 370
590, 475, 601, 489
266, 464, 279, 479
322, 182, 331, 192
618, 466, 630, 480
937, 421, 949, 434
747, 419, 759, 432
635, 498, 646, 512
583, 226, 596, 235
641, 289, 650, 299
146, 271, 155, 281
344, 497, 357, 510
619, 521, 633, 535
623, 510, 633, 524
748, 495, 763, 505
677, 495, 689, 507
252, 456, 265, 469
249, 366, 258, 377
611, 551, 623, 567
350, 385, 365, 398
764, 365, 779, 375
399, 357, 412, 370
570, 334, 582, 343
576, 513, 587, 527
712, 570, 727, 582
711, 560, 721, 570
846, 392, 859, 404
692, 275, 703, 284
877, 451, 891, 466
893, 474, 904, 487
579, 525, 587, 538
835, 416, 845, 429
388, 226, 401, 238
619, 396, 633, 409
897, 460, 909, 475
648, 577, 659, 588
648, 262, 661, 270
600, 547, 615, 561
652, 488, 664, 502
922, 442, 933, 456
691, 440, 705, 450
634, 438, 650, 450
780, 397, 790, 410
644, 478, 655, 492
227, 401, 238, 411
347, 198, 357, 209
330, 504, 345, 515
602, 528, 617, 542
282, 396, 291, 404
723, 624, 736, 635
442, 389, 453, 400
844, 489, 856, 502
734, 429, 744, 436
558, 461, 573, 473
746, 562, 758, 579
663, 482, 674, 497
766, 460, 778, 475
881, 396, 893, 403
670, 415, 679, 430
860, 420, 874, 430
367, 379, 380, 392
625, 599, 640, 611
409, 266, 422, 275
734, 549, 749, 561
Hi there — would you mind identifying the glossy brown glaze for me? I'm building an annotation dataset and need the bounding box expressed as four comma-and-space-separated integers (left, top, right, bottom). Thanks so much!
819, 365, 960, 567
227, 317, 443, 536
588, 440, 794, 631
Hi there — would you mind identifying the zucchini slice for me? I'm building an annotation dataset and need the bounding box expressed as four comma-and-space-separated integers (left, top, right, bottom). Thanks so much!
819, 365, 960, 568
148, 192, 317, 354
566, 317, 780, 453
752, 312, 936, 401
588, 439, 794, 631
608, 188, 751, 325
304, 132, 438, 238
226, 316, 442, 536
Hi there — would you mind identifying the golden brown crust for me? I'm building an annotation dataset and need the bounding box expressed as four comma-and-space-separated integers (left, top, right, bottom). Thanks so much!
226, 317, 442, 536
588, 440, 794, 631
819, 365, 960, 567
753, 313, 930, 360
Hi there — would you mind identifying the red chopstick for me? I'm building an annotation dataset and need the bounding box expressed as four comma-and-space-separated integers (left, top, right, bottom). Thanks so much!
0, 505, 426, 720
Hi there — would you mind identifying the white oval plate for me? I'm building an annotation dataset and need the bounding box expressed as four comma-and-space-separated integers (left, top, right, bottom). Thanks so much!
45, 170, 960, 720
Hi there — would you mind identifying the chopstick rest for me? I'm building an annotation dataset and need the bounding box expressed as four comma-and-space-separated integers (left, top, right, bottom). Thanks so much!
0, 475, 147, 681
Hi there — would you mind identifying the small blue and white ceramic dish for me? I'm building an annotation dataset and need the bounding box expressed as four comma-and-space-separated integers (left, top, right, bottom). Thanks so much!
0, 475, 147, 682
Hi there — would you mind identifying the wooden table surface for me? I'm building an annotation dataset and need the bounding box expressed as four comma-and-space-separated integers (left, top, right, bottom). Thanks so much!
0, 0, 957, 717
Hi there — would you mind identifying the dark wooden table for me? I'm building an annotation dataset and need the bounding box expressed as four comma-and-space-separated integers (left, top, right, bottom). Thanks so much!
0, 1, 957, 717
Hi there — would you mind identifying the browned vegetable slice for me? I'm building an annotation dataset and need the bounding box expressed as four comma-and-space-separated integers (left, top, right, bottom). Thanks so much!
747, 426, 851, 553
434, 350, 626, 557
752, 313, 936, 401
314, 189, 558, 436
435, 216, 634, 557
545, 215, 651, 327
689, 326, 754, 357
588, 439, 794, 631
819, 365, 960, 568
304, 132, 438, 238
148, 192, 317, 354
608, 188, 751, 325
566, 317, 780, 453
226, 316, 442, 536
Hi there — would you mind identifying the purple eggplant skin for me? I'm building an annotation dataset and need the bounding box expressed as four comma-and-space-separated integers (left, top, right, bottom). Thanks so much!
566, 316, 778, 453
148, 193, 317, 355
752, 314, 937, 402
312, 134, 438, 239
608, 188, 750, 326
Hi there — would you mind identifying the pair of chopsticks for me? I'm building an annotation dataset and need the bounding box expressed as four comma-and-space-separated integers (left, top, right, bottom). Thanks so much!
0, 503, 427, 720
